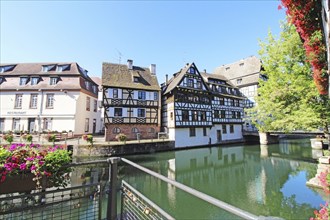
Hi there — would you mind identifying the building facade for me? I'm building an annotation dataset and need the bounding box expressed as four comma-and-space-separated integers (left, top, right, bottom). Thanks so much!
0, 63, 100, 135
161, 63, 244, 148
102, 60, 161, 141
214, 56, 265, 131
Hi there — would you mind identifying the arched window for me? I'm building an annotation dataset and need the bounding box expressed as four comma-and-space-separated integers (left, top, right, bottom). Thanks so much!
113, 127, 121, 134
132, 127, 139, 133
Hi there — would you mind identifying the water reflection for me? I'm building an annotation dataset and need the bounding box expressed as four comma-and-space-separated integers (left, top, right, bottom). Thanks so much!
122, 139, 326, 219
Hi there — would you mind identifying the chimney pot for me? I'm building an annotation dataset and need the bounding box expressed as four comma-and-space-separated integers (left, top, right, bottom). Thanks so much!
127, 59, 133, 70
150, 64, 156, 75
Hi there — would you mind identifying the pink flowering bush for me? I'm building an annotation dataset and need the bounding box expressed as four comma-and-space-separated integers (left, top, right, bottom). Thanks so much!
0, 143, 72, 189
2, 133, 14, 144
310, 170, 330, 220
82, 134, 93, 145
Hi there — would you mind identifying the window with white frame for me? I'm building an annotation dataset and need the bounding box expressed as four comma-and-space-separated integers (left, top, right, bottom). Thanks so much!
187, 79, 194, 88
0, 118, 4, 132
85, 118, 89, 132
113, 89, 118, 98
43, 118, 52, 131
15, 94, 23, 109
92, 85, 97, 94
93, 100, 97, 112
46, 94, 54, 108
154, 92, 158, 100
12, 118, 20, 131
85, 81, 90, 90
31, 77, 39, 85
30, 94, 38, 109
138, 91, 146, 100
138, 108, 145, 117
132, 127, 139, 133
86, 97, 90, 111
49, 77, 58, 85
113, 127, 121, 134
20, 77, 28, 85
196, 81, 202, 89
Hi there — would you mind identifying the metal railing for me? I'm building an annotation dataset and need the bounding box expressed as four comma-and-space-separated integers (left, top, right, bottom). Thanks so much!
0, 183, 101, 219
1, 157, 264, 220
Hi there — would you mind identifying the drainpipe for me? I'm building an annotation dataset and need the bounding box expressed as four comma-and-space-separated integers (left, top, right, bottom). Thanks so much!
38, 89, 44, 141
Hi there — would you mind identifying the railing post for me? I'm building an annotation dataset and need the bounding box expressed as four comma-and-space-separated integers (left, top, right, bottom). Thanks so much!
107, 157, 120, 220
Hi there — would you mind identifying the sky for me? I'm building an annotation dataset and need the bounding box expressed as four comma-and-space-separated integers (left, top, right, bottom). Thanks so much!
0, 0, 286, 84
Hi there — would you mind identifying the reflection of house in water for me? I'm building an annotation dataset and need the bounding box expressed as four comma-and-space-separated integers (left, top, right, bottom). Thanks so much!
171, 146, 302, 214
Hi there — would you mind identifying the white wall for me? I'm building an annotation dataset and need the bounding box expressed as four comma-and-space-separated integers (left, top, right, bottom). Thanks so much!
174, 128, 210, 148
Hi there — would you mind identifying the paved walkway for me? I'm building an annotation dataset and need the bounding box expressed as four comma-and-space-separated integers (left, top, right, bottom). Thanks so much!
0, 134, 171, 146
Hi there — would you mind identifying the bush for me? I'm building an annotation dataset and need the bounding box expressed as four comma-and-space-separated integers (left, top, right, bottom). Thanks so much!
22, 134, 33, 143
3, 134, 14, 144
82, 134, 93, 144
115, 133, 127, 142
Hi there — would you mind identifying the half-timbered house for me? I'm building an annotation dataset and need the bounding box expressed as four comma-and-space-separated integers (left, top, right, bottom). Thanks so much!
102, 60, 161, 141
201, 72, 245, 144
161, 63, 244, 148
161, 63, 213, 147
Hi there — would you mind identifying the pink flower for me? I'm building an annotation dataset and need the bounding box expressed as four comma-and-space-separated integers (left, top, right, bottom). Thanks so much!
20, 163, 27, 170
26, 157, 34, 161
44, 171, 51, 177
31, 165, 36, 171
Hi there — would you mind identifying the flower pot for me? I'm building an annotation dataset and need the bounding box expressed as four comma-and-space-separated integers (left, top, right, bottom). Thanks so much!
0, 173, 50, 194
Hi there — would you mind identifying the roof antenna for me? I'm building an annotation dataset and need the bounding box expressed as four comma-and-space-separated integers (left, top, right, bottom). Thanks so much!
115, 48, 123, 64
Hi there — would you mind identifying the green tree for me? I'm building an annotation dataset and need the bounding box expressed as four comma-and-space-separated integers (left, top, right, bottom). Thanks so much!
248, 22, 329, 134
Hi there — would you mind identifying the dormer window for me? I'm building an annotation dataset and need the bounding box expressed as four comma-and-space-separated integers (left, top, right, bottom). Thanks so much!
133, 76, 139, 82
92, 85, 97, 94
49, 77, 58, 85
56, 64, 70, 72
42, 65, 55, 72
85, 81, 90, 90
0, 77, 3, 84
237, 79, 242, 84
31, 77, 40, 85
225, 67, 230, 71
0, 65, 15, 73
19, 77, 29, 85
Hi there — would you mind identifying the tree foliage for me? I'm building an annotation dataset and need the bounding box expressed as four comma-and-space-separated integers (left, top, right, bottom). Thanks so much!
248, 22, 330, 133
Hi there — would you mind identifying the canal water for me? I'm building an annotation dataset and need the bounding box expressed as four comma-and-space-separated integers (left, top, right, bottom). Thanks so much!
73, 138, 327, 219
119, 138, 327, 219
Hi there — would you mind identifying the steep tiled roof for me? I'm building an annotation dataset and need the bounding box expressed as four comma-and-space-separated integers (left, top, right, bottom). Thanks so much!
1, 62, 88, 76
213, 56, 262, 86
201, 72, 235, 87
102, 62, 160, 91
163, 63, 191, 95
0, 62, 98, 92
